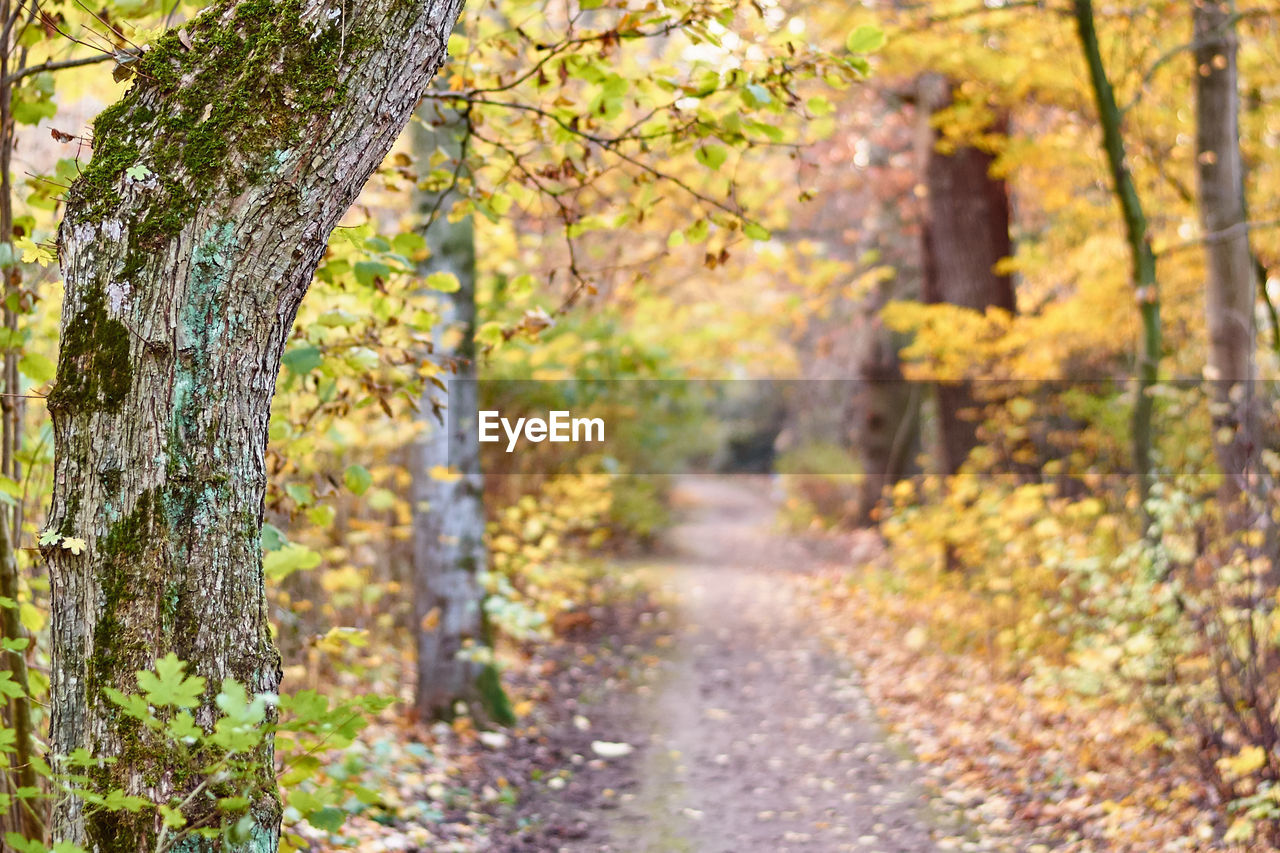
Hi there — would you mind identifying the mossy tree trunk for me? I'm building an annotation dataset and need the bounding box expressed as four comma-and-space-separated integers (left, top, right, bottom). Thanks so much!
1072, 0, 1162, 530
410, 108, 514, 727
42, 1, 464, 849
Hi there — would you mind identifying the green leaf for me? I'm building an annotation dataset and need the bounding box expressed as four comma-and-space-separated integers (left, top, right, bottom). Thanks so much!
845, 24, 885, 53
136, 653, 206, 709
285, 483, 313, 507
742, 83, 772, 107
475, 322, 505, 347
424, 271, 461, 293
104, 686, 153, 722
353, 260, 391, 287
219, 795, 251, 812
308, 806, 346, 832
282, 346, 324, 377
343, 464, 373, 496
263, 545, 322, 582
684, 219, 710, 244
261, 523, 289, 552
343, 347, 380, 373
19, 352, 55, 384
210, 680, 271, 753
744, 222, 771, 241
0, 671, 24, 699
807, 96, 835, 117
315, 309, 359, 329
64, 747, 109, 768
167, 710, 201, 743
159, 803, 187, 829
18, 603, 43, 633
695, 145, 728, 171
103, 790, 150, 812
5, 832, 45, 853
11, 95, 55, 126
391, 231, 427, 257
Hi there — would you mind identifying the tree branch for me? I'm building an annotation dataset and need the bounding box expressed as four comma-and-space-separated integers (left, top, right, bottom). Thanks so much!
2, 50, 115, 86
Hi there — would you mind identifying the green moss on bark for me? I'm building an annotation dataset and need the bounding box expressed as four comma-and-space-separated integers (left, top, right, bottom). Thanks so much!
475, 663, 516, 727
72, 0, 367, 246
46, 289, 133, 415
87, 489, 164, 704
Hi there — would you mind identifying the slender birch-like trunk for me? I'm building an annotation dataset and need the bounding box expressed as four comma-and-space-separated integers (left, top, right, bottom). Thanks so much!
410, 109, 513, 726
1073, 0, 1162, 526
1193, 0, 1257, 497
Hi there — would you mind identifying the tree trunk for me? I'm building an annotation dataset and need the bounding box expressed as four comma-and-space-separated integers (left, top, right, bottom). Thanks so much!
42, 1, 464, 849
1194, 0, 1257, 497
855, 326, 918, 524
0, 5, 39, 836
915, 73, 1015, 475
1072, 0, 1162, 529
410, 109, 513, 726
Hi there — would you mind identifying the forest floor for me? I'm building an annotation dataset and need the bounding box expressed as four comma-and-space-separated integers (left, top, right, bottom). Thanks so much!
488, 476, 996, 853
329, 475, 1226, 853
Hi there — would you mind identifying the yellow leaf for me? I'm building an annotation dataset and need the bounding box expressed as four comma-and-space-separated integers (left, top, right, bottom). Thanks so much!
1220, 744, 1267, 779
1224, 817, 1255, 843
19, 603, 45, 634
429, 465, 462, 483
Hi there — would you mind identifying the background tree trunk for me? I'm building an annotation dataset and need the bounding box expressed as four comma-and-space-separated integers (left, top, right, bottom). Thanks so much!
855, 325, 919, 523
915, 72, 1015, 475
411, 108, 514, 726
42, 1, 463, 849
1194, 0, 1258, 497
0, 4, 39, 836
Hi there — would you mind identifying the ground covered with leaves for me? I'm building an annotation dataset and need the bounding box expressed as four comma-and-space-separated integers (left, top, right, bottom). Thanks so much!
800, 532, 1242, 853
295, 566, 671, 853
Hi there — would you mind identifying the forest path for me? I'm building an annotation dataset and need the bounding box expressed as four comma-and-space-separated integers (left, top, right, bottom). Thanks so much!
568, 476, 947, 853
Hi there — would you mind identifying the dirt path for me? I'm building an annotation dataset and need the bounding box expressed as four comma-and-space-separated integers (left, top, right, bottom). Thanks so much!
548, 477, 965, 853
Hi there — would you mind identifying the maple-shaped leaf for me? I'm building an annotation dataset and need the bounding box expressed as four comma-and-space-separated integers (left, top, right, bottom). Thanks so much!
136, 653, 206, 709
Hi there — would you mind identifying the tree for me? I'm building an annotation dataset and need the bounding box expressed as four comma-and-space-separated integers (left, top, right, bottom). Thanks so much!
914, 72, 1015, 475
40, 0, 465, 848
1072, 0, 1162, 525
1193, 0, 1258, 500
411, 107, 514, 726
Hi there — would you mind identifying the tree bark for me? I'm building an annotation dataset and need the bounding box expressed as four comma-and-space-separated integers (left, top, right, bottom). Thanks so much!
855, 326, 918, 524
915, 73, 1015, 475
42, 1, 464, 849
410, 108, 513, 726
1194, 0, 1257, 496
